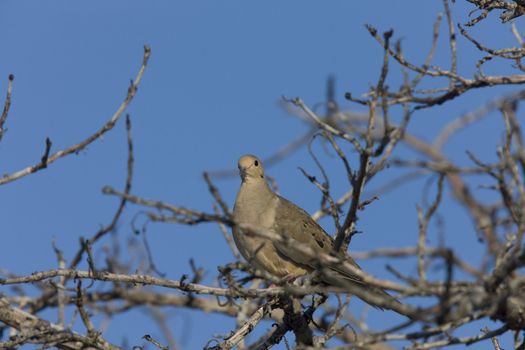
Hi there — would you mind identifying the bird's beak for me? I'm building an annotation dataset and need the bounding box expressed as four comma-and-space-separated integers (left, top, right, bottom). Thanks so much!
238, 165, 247, 181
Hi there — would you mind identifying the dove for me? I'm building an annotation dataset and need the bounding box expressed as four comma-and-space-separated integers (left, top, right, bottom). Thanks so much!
232, 154, 398, 309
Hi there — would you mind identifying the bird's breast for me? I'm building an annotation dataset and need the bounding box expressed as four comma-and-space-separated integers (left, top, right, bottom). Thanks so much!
233, 184, 278, 229
232, 184, 287, 274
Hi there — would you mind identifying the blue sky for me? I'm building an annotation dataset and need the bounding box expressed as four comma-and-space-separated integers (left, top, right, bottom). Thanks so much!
0, 1, 522, 349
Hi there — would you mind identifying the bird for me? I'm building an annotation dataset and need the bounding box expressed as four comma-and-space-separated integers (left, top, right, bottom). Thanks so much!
232, 154, 399, 309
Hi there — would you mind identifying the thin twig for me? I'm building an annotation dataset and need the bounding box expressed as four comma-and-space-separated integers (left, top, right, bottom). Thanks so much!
0, 45, 150, 186
0, 74, 14, 142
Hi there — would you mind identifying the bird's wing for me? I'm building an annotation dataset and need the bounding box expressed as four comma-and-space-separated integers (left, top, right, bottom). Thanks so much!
271, 196, 332, 260
273, 196, 375, 283
271, 197, 359, 280
272, 196, 400, 309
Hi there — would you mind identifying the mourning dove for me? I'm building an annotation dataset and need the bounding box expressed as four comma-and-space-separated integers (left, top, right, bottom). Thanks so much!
232, 154, 398, 309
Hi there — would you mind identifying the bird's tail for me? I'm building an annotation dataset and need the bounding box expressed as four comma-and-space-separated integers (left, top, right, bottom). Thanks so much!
320, 266, 402, 311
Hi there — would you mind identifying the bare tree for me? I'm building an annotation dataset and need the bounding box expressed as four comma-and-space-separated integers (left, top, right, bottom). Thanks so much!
1, 1, 525, 349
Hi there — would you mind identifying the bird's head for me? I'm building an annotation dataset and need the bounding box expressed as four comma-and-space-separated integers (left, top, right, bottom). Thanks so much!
238, 154, 264, 182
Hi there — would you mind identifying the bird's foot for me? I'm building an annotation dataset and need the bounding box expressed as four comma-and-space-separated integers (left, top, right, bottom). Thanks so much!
270, 274, 313, 287
278, 273, 298, 284
276, 273, 315, 287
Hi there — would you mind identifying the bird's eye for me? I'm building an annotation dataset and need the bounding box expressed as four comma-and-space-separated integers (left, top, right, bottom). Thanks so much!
254, 160, 259, 167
